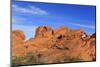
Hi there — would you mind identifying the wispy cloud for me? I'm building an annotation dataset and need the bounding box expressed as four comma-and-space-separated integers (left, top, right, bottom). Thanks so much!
70, 23, 95, 29
12, 17, 27, 24
12, 4, 48, 15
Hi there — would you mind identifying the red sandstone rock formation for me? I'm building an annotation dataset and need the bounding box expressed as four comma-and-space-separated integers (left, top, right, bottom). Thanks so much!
12, 26, 96, 65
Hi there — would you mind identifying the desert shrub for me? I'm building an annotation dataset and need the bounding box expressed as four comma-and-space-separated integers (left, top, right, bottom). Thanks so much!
64, 56, 82, 62
24, 52, 41, 64
53, 59, 62, 63
12, 52, 44, 66
12, 53, 83, 66
12, 56, 25, 66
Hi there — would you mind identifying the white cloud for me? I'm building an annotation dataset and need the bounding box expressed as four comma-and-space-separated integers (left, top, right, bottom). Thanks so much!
70, 23, 95, 29
12, 4, 48, 15
12, 17, 27, 23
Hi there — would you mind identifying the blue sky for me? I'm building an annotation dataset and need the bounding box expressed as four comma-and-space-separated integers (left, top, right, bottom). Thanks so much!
12, 1, 96, 39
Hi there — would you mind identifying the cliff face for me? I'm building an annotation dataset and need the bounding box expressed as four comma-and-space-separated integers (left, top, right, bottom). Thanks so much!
12, 26, 96, 65
12, 30, 25, 42
12, 30, 26, 57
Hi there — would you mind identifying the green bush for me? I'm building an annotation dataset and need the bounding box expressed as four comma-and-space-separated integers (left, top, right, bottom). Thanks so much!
12, 56, 25, 66
12, 52, 43, 66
